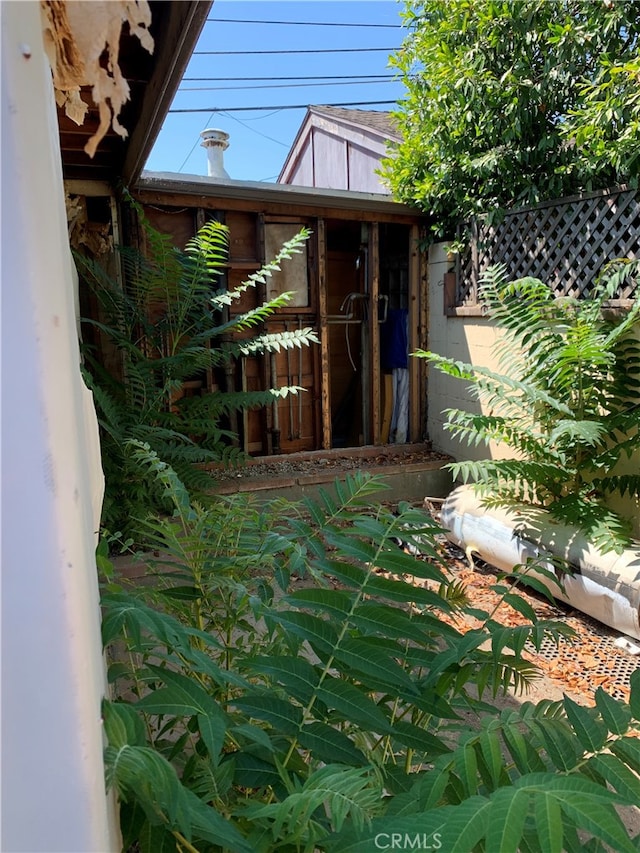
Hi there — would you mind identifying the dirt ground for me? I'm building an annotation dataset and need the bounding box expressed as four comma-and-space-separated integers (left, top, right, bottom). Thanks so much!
208, 443, 450, 484
211, 445, 640, 709
422, 498, 640, 708
417, 502, 640, 840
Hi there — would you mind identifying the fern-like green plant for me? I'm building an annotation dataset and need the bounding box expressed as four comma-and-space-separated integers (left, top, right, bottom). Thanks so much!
77, 200, 317, 535
416, 260, 640, 552
327, 679, 640, 853
99, 454, 640, 853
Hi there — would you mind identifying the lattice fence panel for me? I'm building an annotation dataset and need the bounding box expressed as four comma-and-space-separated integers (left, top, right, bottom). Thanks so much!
457, 188, 640, 306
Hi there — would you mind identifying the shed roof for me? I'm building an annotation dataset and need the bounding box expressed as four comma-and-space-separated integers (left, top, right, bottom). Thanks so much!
308, 106, 401, 141
136, 171, 424, 220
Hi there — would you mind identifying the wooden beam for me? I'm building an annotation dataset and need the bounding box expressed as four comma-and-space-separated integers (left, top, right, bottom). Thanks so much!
133, 187, 423, 225
62, 164, 115, 181
122, 2, 212, 186
317, 218, 331, 450
443, 272, 457, 314
409, 224, 422, 443
370, 223, 381, 445
257, 214, 273, 454
64, 180, 113, 197
306, 232, 323, 448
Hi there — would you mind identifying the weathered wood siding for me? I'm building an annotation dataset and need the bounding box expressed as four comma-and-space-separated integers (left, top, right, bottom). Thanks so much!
130, 183, 426, 456
282, 122, 392, 194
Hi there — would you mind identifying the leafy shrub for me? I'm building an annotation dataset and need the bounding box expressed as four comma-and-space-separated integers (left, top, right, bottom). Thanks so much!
416, 260, 640, 552
77, 204, 317, 535
385, 0, 640, 236
101, 449, 640, 852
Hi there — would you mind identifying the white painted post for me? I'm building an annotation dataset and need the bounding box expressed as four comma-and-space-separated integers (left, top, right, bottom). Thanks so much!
1, 3, 117, 850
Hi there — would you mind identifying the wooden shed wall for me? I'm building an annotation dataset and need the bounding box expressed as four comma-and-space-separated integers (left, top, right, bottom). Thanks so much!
132, 187, 426, 457
281, 119, 393, 194
286, 148, 314, 187
347, 143, 388, 195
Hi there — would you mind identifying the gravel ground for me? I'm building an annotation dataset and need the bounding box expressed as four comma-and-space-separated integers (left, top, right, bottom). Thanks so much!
207, 444, 450, 484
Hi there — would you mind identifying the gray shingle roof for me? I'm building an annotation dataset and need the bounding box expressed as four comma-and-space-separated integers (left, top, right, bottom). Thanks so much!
310, 105, 401, 140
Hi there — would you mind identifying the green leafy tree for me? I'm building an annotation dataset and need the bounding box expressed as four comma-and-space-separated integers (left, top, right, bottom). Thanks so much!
567, 51, 640, 179
385, 0, 640, 237
77, 206, 317, 535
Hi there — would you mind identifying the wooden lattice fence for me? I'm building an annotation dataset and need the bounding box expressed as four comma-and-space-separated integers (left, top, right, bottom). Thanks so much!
456, 186, 640, 306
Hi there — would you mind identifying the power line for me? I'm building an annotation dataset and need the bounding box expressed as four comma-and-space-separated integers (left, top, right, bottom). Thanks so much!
219, 111, 290, 148
169, 100, 398, 114
230, 109, 289, 122
193, 48, 395, 55
179, 79, 400, 92
183, 74, 397, 82
206, 18, 401, 28
177, 111, 216, 172
177, 109, 290, 172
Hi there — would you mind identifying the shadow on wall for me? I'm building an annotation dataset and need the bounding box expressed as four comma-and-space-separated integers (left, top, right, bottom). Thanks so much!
427, 242, 502, 461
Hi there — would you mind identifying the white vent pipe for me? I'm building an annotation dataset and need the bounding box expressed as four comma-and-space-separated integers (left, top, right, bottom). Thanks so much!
441, 485, 640, 641
200, 128, 230, 178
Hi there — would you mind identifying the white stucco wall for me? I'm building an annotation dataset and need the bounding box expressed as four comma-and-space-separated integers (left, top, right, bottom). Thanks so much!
426, 243, 640, 536
1, 3, 116, 851
426, 243, 504, 461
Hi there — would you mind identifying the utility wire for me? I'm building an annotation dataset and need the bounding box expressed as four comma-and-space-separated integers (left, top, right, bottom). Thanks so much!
169, 100, 398, 114
179, 79, 400, 92
177, 111, 216, 172
193, 47, 395, 55
219, 111, 290, 148
206, 18, 402, 28
176, 108, 290, 172
232, 109, 288, 122
183, 74, 397, 82
178, 108, 291, 172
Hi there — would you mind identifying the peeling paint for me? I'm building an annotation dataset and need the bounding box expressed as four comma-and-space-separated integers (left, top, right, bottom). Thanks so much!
41, 0, 154, 157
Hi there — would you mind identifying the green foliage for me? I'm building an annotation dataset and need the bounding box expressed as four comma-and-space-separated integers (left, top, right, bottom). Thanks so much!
101, 456, 640, 852
566, 52, 640, 181
385, 0, 640, 236
416, 261, 640, 551
77, 203, 316, 535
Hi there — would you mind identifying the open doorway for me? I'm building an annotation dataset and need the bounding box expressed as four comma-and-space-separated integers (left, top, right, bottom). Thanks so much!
324, 220, 412, 448
326, 221, 368, 446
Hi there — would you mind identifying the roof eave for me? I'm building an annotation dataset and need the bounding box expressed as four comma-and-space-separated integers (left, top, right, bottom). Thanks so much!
137, 171, 423, 215
277, 108, 313, 184
310, 106, 401, 142
122, 1, 212, 186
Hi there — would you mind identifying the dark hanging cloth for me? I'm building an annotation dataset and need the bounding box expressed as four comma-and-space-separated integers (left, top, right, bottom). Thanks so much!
380, 308, 409, 370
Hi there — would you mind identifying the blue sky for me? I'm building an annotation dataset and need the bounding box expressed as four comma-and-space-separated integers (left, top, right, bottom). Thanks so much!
145, 1, 409, 182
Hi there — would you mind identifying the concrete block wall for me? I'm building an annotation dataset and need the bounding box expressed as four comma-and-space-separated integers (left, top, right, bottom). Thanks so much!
426, 243, 507, 462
